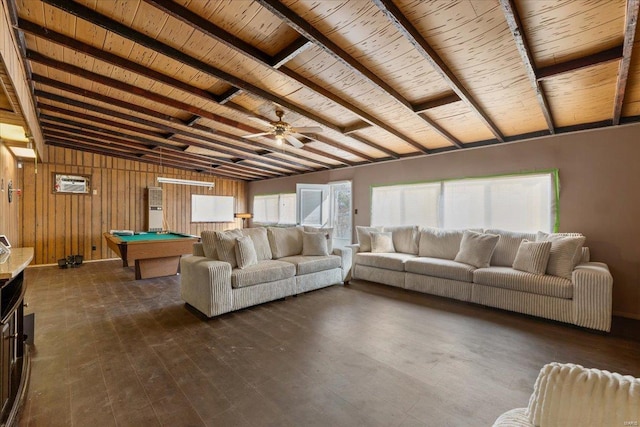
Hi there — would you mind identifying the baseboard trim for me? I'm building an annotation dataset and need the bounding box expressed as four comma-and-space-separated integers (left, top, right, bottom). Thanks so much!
613, 311, 640, 320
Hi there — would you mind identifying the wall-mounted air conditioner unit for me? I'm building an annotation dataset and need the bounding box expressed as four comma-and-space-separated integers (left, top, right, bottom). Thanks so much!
57, 175, 89, 193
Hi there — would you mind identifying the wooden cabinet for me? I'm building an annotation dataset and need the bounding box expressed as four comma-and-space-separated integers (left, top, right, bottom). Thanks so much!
0, 249, 33, 426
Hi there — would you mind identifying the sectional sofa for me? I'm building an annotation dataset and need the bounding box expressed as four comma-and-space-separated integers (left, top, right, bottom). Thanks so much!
180, 226, 351, 318
350, 226, 613, 332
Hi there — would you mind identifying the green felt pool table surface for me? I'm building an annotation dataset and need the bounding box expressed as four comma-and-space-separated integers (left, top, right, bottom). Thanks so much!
115, 232, 195, 243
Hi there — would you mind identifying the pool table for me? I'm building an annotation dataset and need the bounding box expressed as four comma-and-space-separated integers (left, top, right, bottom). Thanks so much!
103, 232, 200, 280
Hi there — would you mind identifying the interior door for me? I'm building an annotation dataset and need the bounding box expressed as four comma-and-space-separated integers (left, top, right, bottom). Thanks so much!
296, 184, 330, 227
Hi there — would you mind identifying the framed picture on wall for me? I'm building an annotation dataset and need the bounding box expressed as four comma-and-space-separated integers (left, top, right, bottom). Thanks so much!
0, 235, 10, 248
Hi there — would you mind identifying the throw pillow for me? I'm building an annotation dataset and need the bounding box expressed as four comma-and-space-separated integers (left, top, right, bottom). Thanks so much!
536, 232, 586, 279
356, 226, 383, 252
383, 225, 419, 254
418, 228, 465, 259
371, 231, 395, 253
454, 230, 500, 268
235, 236, 258, 269
213, 229, 243, 268
536, 231, 585, 268
302, 231, 329, 256
512, 240, 552, 275
303, 226, 334, 253
241, 227, 272, 261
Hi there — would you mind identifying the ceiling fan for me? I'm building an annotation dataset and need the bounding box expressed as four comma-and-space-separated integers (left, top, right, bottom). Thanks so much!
242, 110, 323, 148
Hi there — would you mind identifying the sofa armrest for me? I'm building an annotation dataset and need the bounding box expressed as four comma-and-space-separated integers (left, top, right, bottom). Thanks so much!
192, 242, 205, 257
332, 247, 353, 282
491, 408, 532, 427
346, 244, 360, 279
180, 256, 233, 318
572, 262, 612, 331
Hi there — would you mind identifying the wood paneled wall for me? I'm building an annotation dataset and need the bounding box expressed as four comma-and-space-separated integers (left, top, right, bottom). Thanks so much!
20, 146, 247, 265
0, 142, 21, 248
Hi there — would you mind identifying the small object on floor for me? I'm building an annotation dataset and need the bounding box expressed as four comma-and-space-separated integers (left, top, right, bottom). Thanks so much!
58, 254, 84, 268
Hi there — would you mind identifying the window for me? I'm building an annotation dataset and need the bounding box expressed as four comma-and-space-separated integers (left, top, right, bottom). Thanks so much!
253, 193, 296, 225
371, 171, 557, 232
371, 182, 440, 227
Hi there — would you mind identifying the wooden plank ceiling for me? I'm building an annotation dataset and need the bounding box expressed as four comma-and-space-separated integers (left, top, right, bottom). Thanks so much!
8, 0, 640, 181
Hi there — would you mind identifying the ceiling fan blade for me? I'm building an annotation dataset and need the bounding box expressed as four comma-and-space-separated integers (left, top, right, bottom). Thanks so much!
248, 116, 272, 126
290, 126, 323, 133
242, 132, 271, 138
285, 134, 305, 148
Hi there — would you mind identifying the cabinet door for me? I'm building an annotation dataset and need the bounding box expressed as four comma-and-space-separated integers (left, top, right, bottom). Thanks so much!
0, 322, 10, 414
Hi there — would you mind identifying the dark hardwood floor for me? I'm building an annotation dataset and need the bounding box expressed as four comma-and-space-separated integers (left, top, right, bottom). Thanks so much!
19, 260, 640, 426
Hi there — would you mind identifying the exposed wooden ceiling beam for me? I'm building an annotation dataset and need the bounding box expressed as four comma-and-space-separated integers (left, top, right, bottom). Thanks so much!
500, 0, 555, 133
270, 37, 313, 68
277, 67, 415, 154
31, 76, 335, 171
412, 94, 462, 114
142, 0, 415, 154
373, 0, 505, 143
26, 49, 273, 137
39, 114, 280, 178
256, 0, 412, 111
613, 0, 640, 125
18, 17, 381, 165
418, 114, 463, 149
342, 121, 373, 135
44, 133, 253, 180
298, 133, 376, 162
16, 18, 227, 104
34, 89, 318, 173
536, 46, 624, 80
40, 0, 393, 157
256, 0, 453, 153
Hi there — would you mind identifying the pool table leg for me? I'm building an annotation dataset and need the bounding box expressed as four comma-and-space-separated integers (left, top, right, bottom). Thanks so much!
135, 256, 181, 280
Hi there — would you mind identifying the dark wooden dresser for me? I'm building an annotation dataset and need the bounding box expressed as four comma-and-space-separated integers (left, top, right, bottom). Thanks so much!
0, 248, 33, 426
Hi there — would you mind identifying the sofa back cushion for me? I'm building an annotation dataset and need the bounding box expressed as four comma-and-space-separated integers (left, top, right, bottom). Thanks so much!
454, 230, 499, 268
356, 226, 383, 252
485, 229, 536, 267
200, 230, 219, 259
241, 227, 272, 261
213, 229, 243, 268
268, 226, 303, 259
383, 225, 419, 254
418, 228, 465, 260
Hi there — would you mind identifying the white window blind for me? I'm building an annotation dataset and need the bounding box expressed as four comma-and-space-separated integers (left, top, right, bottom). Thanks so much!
253, 194, 296, 225
371, 182, 440, 227
371, 172, 556, 232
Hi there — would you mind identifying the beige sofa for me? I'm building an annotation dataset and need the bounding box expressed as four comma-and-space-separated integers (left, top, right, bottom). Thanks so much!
493, 362, 640, 426
180, 226, 351, 318
350, 226, 613, 331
